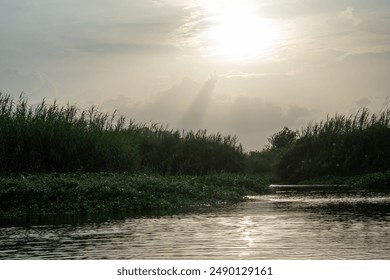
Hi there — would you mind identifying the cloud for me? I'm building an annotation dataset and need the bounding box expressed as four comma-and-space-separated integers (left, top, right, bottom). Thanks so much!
101, 77, 198, 125
0, 0, 198, 67
221, 71, 281, 79
100, 76, 316, 150
1, 0, 389, 151
355, 97, 371, 107
0, 68, 58, 101
264, 2, 389, 63
205, 93, 314, 151
209, 95, 312, 134
339, 7, 362, 27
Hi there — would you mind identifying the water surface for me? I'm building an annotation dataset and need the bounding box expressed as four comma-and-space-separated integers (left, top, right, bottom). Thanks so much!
1, 186, 389, 259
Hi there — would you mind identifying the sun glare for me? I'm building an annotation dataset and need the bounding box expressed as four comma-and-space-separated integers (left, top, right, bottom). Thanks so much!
199, 2, 282, 61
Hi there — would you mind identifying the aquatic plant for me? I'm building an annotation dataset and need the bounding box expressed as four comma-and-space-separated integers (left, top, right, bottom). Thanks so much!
347, 171, 390, 189
0, 173, 272, 216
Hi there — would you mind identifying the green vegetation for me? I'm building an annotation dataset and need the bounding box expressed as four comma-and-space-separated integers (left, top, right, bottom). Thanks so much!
0, 93, 244, 175
0, 173, 272, 216
259, 109, 390, 184
0, 93, 272, 217
1, 92, 389, 218
284, 109, 390, 182
295, 171, 390, 191
347, 171, 390, 190
246, 127, 298, 175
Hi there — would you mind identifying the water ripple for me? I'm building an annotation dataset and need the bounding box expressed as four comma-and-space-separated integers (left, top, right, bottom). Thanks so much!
1, 190, 389, 259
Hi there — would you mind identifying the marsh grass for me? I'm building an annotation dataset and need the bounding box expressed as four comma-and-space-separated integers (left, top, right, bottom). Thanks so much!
277, 108, 390, 183
0, 93, 244, 174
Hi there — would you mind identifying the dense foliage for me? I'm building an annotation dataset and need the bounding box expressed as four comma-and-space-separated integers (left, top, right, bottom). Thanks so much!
1, 92, 388, 189
275, 108, 390, 183
0, 173, 272, 216
2, 91, 389, 219
245, 127, 298, 176
0, 93, 245, 175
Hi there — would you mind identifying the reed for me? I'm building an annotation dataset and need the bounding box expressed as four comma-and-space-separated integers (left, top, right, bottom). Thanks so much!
276, 108, 390, 183
0, 93, 245, 174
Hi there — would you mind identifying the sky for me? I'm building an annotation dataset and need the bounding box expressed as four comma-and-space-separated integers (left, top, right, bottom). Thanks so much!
1, 0, 390, 151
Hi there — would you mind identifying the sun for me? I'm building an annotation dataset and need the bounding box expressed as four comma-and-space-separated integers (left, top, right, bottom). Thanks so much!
199, 2, 282, 61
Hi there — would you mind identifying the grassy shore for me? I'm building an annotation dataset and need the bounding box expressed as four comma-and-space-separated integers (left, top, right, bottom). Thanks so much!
1, 93, 389, 219
0, 173, 273, 217
297, 171, 390, 190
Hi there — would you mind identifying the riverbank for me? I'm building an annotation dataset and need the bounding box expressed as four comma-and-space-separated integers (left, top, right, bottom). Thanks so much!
0, 173, 273, 217
297, 171, 390, 190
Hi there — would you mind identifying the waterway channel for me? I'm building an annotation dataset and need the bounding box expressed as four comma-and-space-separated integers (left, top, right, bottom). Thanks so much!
1, 185, 389, 259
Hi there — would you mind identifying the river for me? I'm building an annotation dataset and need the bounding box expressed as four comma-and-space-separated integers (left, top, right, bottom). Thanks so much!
1, 185, 389, 259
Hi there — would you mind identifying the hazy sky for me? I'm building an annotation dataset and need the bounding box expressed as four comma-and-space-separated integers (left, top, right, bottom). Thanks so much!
1, 0, 389, 150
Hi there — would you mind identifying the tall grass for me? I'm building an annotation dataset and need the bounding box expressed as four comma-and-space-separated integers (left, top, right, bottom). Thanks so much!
0, 93, 245, 174
137, 128, 245, 175
276, 108, 390, 183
